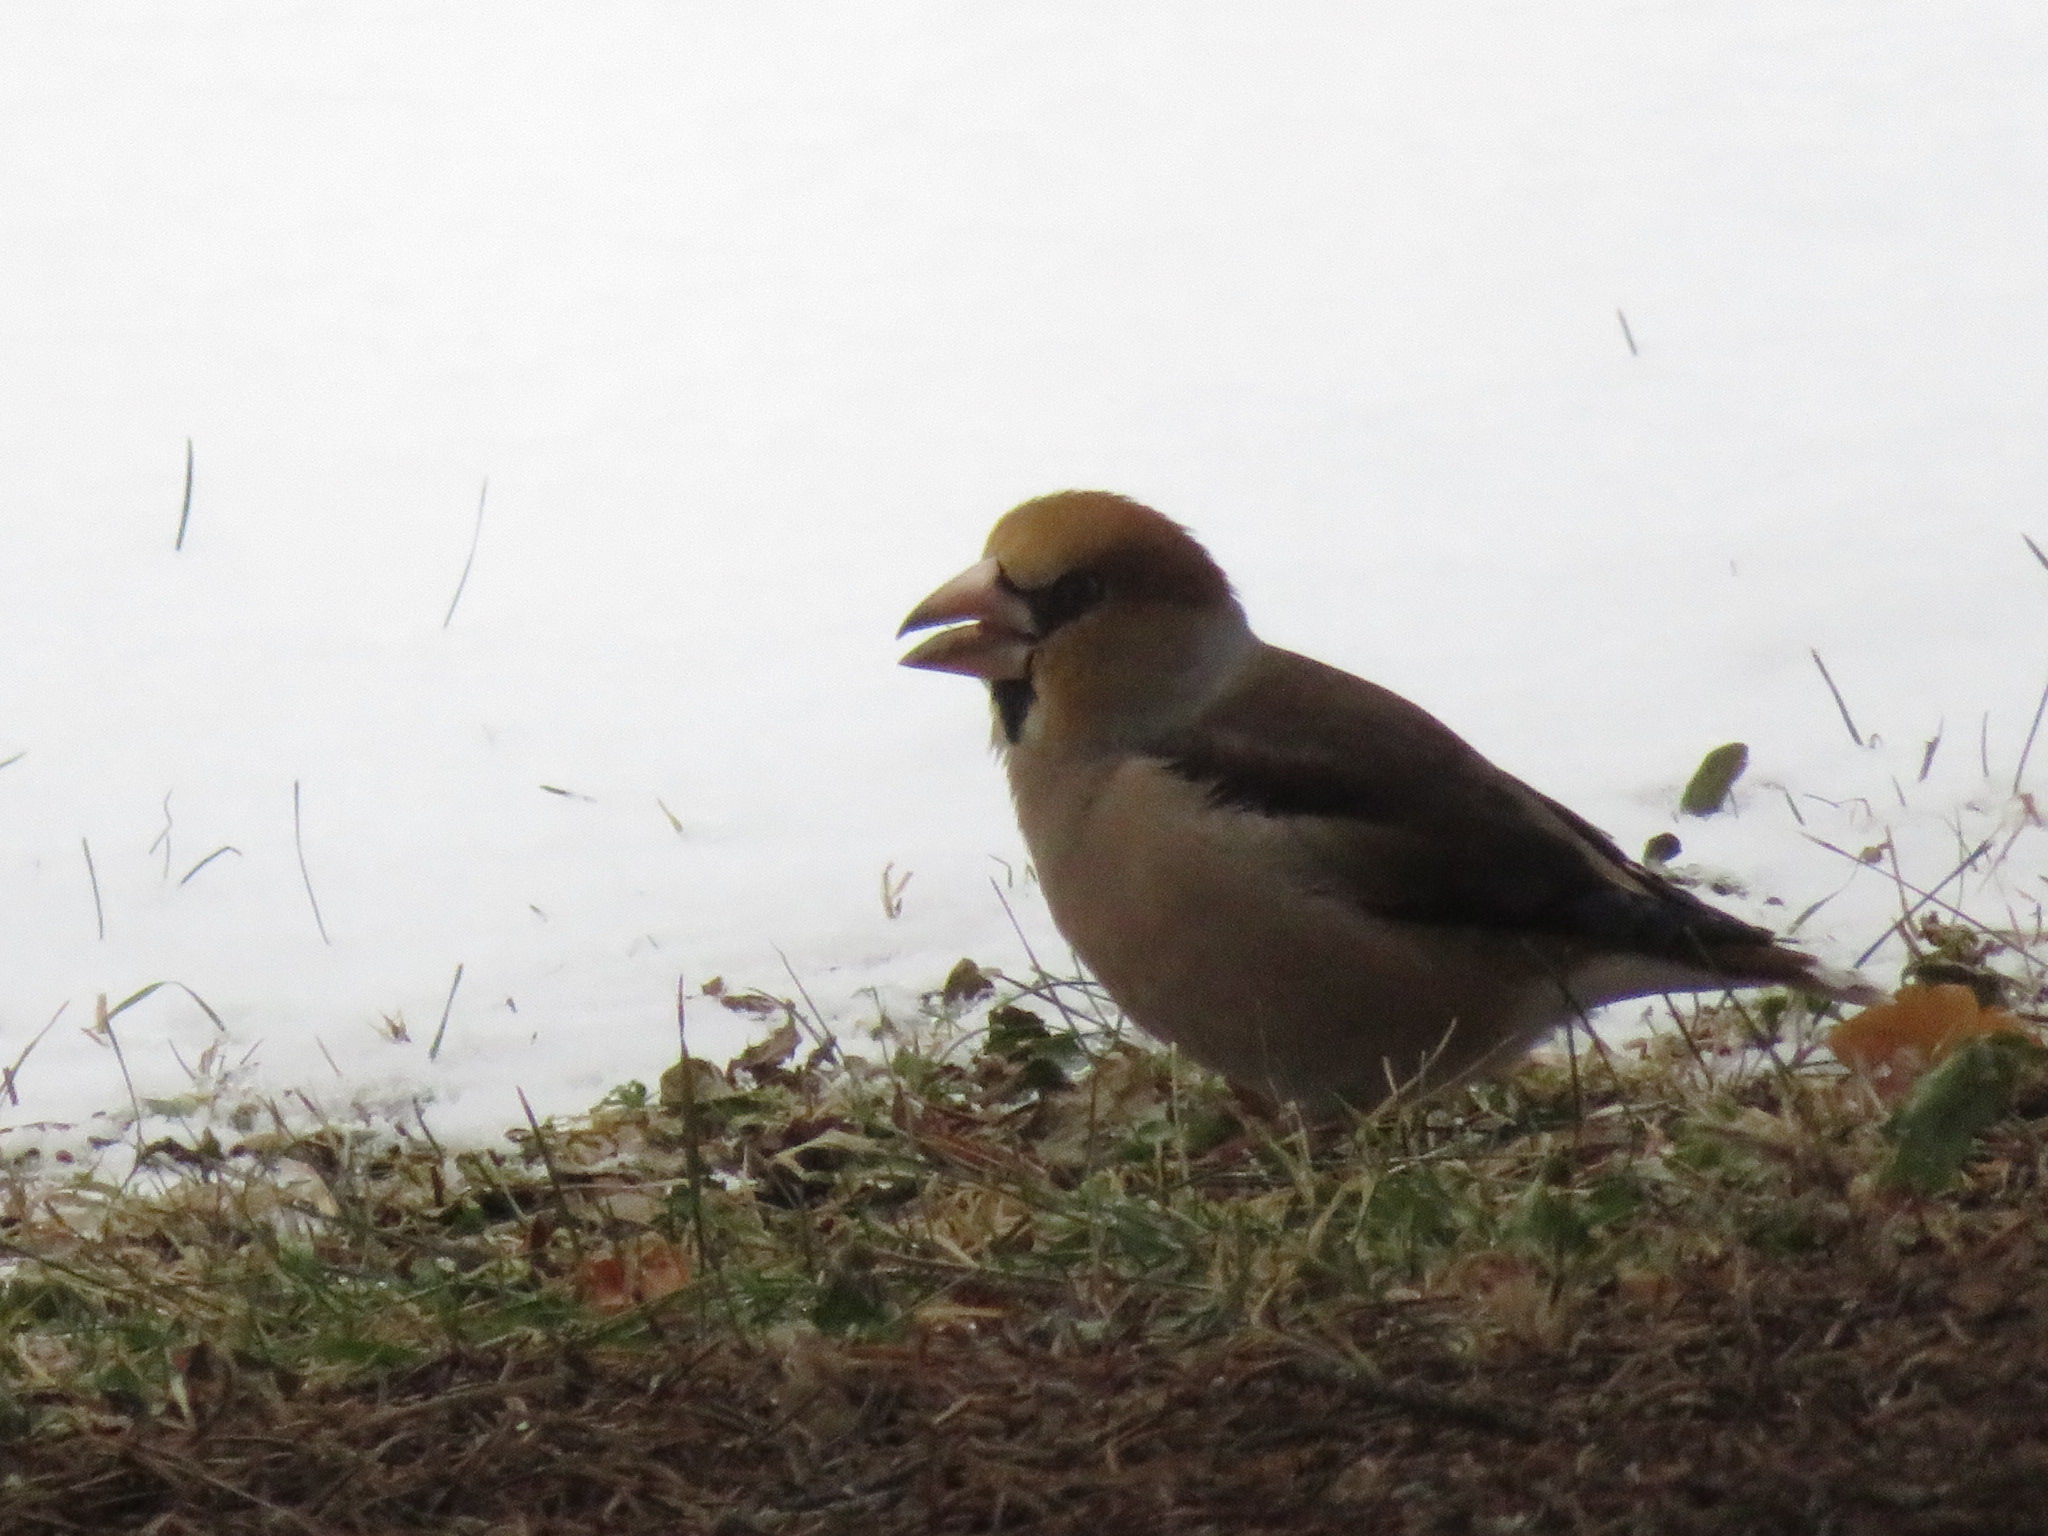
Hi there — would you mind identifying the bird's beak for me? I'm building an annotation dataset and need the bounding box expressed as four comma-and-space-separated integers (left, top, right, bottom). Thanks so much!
897, 557, 1037, 680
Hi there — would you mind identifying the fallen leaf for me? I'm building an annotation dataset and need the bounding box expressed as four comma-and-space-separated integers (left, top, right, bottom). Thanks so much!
1830, 983, 2027, 1101
1882, 1032, 2047, 1193
734, 1019, 802, 1076
574, 1236, 693, 1315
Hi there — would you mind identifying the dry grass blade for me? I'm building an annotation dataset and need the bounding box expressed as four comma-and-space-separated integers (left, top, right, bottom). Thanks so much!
440, 479, 488, 630
1809, 648, 1865, 747
427, 963, 464, 1061
174, 437, 194, 552
292, 780, 331, 945
2014, 676, 2048, 793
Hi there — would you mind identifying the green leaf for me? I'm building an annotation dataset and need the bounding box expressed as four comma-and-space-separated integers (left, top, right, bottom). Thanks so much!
1679, 742, 1749, 817
986, 1004, 1053, 1055
986, 1004, 1082, 1091
1881, 1033, 2047, 1194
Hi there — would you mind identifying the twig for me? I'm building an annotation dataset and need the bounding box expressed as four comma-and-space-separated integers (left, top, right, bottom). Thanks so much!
104, 980, 225, 1031
2013, 677, 2048, 794
1786, 873, 1853, 936
674, 977, 721, 1282
988, 877, 1091, 1035
2025, 532, 2048, 574
1882, 838, 1919, 965
292, 780, 331, 945
517, 1086, 585, 1265
174, 438, 194, 552
1918, 725, 1942, 783
1804, 834, 1997, 966
95, 993, 147, 1161
0, 750, 22, 771
1616, 308, 1639, 357
411, 1098, 445, 1156
428, 963, 465, 1061
178, 845, 242, 885
1, 1002, 65, 1106
773, 945, 840, 1062
442, 479, 488, 630
148, 790, 174, 881
1562, 1005, 1584, 1130
81, 837, 105, 940
880, 861, 912, 919
1809, 650, 1864, 747
1659, 994, 1715, 1083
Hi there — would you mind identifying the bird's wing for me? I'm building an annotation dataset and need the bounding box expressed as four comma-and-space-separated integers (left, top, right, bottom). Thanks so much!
1156, 645, 1773, 962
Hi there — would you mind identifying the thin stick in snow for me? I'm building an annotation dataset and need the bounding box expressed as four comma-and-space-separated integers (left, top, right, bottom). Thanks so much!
442, 479, 488, 630
2013, 678, 2048, 794
1809, 649, 1864, 747
1918, 724, 1942, 783
517, 1087, 585, 1264
179, 845, 242, 885
1616, 308, 1639, 357
2, 1001, 66, 1106
95, 993, 146, 1163
674, 975, 721, 1281
293, 780, 332, 945
429, 963, 465, 1061
2025, 533, 2048, 574
1850, 836, 1994, 967
175, 438, 194, 551
774, 945, 841, 1061
103, 979, 225, 1032
81, 837, 105, 940
148, 791, 174, 881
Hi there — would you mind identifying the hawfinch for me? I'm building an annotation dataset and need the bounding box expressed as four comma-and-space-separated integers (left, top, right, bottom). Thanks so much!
899, 490, 1882, 1110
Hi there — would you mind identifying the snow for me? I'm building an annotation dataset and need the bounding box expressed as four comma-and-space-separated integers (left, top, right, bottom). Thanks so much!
2, 2, 2044, 1148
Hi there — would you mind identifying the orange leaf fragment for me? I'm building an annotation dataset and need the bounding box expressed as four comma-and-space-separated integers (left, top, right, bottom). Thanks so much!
574, 1236, 693, 1316
1828, 983, 2025, 1102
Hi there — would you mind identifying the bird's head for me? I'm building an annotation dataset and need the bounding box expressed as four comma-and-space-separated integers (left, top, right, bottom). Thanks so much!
898, 491, 1249, 748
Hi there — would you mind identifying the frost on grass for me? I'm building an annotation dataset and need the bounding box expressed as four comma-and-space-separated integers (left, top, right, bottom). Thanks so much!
3, 811, 2048, 1531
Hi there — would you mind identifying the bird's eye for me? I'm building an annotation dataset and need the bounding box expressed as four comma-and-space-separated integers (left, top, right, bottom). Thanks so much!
1030, 569, 1107, 633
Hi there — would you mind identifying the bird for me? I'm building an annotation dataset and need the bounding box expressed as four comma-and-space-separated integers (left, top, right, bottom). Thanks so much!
897, 490, 1883, 1111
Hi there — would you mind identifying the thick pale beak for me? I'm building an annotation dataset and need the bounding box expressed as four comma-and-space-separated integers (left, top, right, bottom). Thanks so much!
897, 557, 1037, 680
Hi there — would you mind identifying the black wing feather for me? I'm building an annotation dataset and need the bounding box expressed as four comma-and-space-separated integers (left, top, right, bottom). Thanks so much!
1158, 647, 1771, 961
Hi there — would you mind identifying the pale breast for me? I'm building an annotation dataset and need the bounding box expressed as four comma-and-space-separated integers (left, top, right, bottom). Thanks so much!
1007, 751, 1585, 1107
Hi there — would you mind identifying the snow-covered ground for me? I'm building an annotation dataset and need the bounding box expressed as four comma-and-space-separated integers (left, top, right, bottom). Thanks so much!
3, 3, 2044, 1148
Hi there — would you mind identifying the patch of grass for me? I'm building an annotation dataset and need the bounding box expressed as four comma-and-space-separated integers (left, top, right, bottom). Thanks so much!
4, 848, 2048, 1529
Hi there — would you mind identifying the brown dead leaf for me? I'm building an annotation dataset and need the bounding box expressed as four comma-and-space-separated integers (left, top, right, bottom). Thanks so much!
714, 989, 786, 1018
574, 1236, 693, 1316
734, 1019, 803, 1077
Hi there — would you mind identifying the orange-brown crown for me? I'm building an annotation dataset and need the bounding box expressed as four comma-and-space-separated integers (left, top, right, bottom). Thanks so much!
982, 491, 1233, 611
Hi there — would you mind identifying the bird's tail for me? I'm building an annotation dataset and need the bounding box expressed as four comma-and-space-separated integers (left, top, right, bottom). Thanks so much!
1725, 944, 1888, 1007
